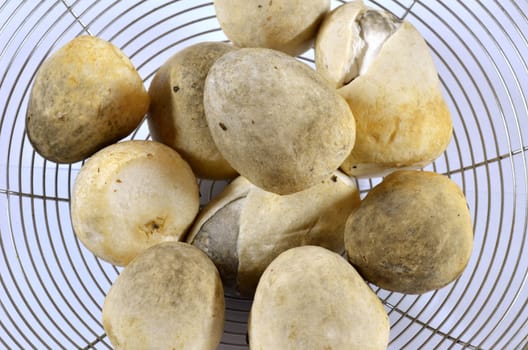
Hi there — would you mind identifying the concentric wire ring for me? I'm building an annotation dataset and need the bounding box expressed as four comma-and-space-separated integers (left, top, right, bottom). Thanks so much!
1, 1, 527, 349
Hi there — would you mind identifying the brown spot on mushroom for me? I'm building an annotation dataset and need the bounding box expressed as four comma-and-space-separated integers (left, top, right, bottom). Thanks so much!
219, 122, 227, 131
140, 216, 167, 238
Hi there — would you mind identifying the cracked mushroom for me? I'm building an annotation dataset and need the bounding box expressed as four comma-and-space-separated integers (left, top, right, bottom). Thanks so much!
187, 171, 361, 297
315, 0, 453, 177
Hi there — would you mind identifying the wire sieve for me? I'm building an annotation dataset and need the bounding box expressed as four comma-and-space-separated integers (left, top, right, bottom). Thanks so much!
1, 0, 527, 349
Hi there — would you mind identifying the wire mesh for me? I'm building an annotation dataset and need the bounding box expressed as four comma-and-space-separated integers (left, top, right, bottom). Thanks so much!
1, 0, 527, 349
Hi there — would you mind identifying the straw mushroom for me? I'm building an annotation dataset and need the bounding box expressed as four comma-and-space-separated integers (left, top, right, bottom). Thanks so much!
345, 170, 473, 294
71, 140, 200, 266
26, 35, 148, 163
315, 1, 452, 177
102, 242, 224, 350
187, 172, 361, 297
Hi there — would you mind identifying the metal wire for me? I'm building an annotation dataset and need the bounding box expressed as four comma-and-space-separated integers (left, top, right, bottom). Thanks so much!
1, 0, 527, 349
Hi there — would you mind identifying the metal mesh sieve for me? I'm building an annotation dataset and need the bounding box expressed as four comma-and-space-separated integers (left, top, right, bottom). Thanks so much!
1, 1, 527, 349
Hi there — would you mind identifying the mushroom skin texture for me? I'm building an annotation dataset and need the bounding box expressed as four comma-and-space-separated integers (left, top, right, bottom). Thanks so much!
214, 0, 330, 56
249, 246, 390, 350
147, 42, 238, 180
102, 242, 225, 350
204, 47, 356, 195
187, 172, 361, 297
26, 35, 149, 163
71, 140, 200, 266
315, 1, 452, 177
345, 170, 474, 294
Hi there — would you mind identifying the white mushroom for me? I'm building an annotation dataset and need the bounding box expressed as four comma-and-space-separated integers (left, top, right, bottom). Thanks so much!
71, 140, 200, 266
